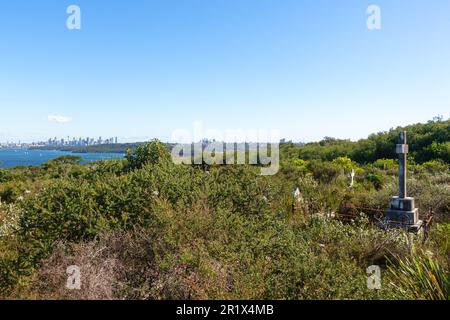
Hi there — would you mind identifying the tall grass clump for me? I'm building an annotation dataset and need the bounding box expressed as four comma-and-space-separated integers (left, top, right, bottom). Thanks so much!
388, 251, 449, 300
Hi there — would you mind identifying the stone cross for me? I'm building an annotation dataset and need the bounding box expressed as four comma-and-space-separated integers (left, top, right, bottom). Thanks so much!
396, 131, 408, 199
384, 130, 422, 231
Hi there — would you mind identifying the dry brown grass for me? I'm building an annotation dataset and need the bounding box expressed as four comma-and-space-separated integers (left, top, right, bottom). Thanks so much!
34, 240, 120, 300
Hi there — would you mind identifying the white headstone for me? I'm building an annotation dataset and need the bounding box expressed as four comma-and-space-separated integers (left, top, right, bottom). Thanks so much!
293, 188, 303, 205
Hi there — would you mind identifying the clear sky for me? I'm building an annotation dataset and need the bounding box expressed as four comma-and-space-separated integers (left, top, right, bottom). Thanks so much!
1, 0, 449, 143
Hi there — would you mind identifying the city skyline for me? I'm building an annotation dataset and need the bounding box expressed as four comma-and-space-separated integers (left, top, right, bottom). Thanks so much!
0, 135, 119, 147
1, 1, 450, 143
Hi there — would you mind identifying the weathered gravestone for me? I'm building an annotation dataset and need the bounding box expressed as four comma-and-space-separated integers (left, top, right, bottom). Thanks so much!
292, 187, 303, 212
384, 131, 423, 231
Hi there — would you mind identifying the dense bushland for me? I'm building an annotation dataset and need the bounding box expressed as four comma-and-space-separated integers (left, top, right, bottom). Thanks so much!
281, 118, 450, 164
0, 120, 449, 300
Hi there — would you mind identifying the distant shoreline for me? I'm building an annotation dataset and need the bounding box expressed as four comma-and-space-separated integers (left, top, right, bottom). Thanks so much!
0, 148, 125, 169
28, 142, 180, 154
28, 143, 142, 154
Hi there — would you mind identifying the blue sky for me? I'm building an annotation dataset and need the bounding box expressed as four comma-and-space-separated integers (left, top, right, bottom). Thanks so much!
0, 0, 449, 143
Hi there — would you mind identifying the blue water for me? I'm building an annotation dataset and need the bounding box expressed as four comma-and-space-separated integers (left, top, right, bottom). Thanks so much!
0, 149, 124, 169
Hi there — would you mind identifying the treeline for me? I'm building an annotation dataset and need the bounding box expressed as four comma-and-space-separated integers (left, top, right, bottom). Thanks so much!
281, 118, 450, 164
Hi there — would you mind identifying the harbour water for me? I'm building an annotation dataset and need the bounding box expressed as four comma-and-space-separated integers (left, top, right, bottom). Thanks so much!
0, 149, 124, 169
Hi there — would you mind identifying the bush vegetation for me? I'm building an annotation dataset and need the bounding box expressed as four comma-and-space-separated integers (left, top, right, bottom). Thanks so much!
0, 120, 449, 300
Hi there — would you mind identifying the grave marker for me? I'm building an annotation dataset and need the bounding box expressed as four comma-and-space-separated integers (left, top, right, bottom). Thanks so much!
384, 131, 422, 231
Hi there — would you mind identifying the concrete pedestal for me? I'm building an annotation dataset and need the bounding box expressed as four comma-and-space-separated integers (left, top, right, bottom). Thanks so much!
384, 197, 423, 232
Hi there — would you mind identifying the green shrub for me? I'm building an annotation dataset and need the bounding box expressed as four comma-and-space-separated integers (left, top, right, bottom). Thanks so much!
419, 160, 449, 173
307, 160, 341, 184
366, 173, 384, 190
126, 140, 170, 170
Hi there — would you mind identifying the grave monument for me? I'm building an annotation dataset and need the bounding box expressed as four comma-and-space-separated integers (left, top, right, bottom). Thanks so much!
384, 131, 423, 232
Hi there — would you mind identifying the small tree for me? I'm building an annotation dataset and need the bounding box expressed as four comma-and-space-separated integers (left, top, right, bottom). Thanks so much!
332, 156, 354, 174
